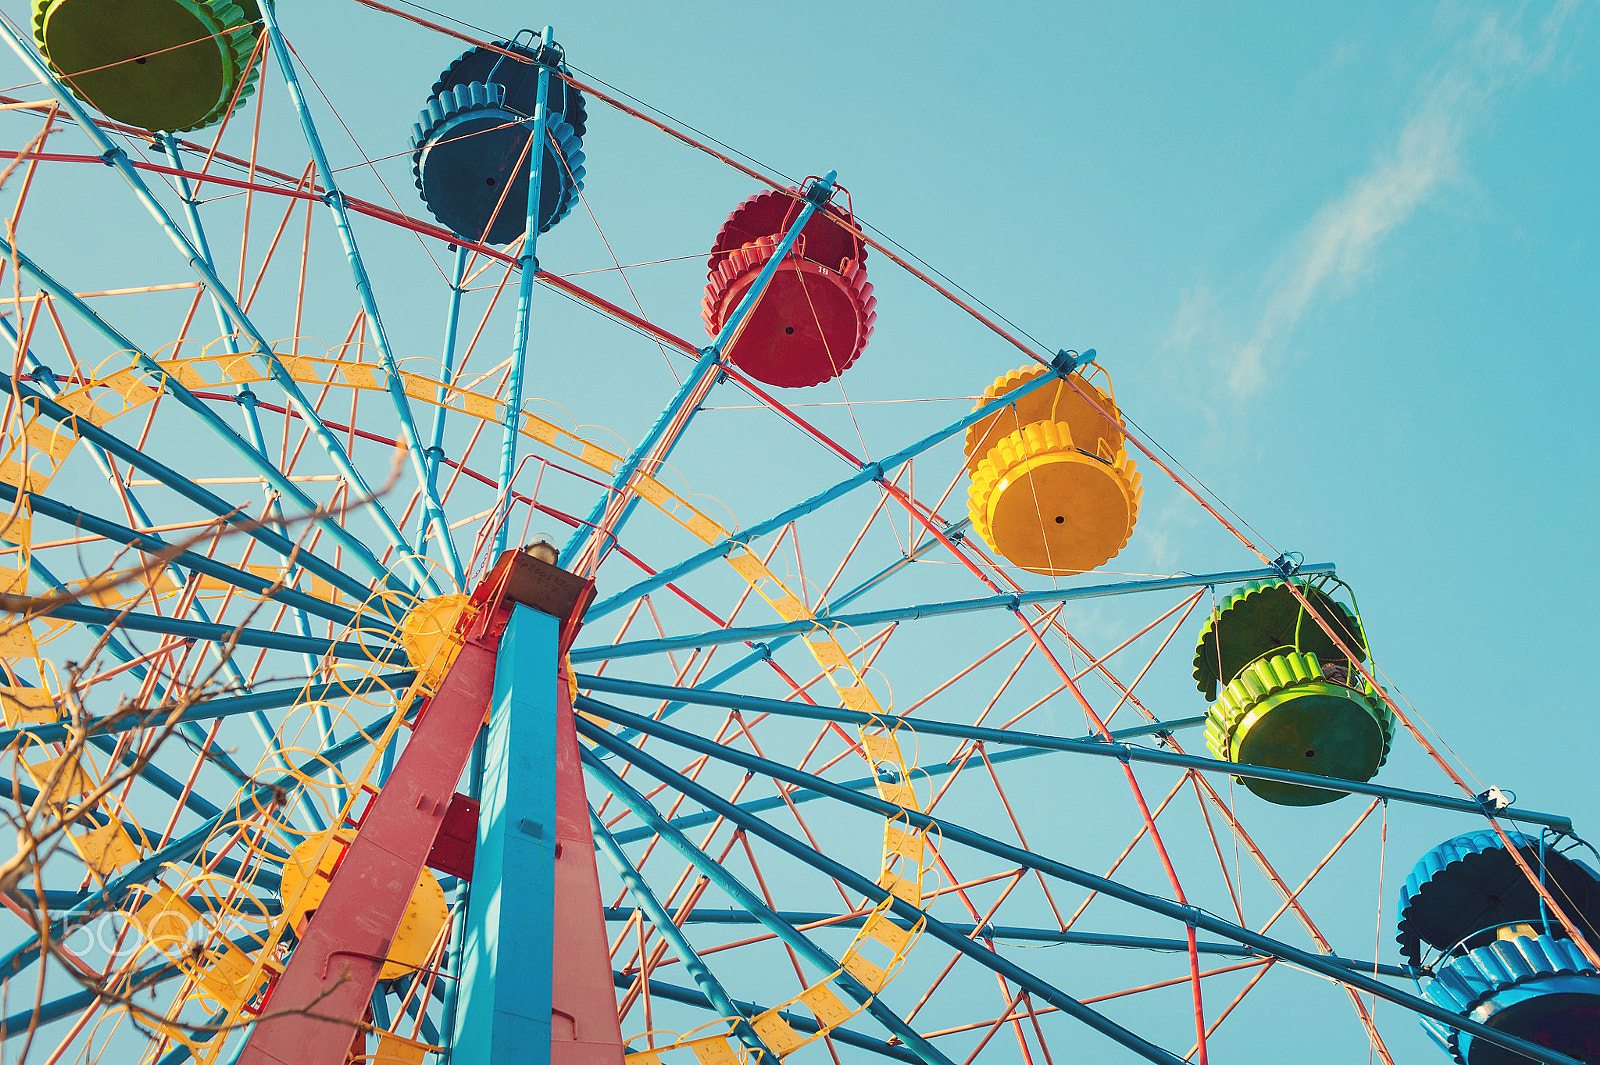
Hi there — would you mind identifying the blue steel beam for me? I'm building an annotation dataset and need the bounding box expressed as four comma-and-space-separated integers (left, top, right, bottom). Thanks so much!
604, 909, 1416, 979
422, 244, 471, 551
592, 815, 775, 1063
573, 563, 1337, 663
561, 172, 840, 570
610, 518, 973, 743
612, 974, 922, 1064
0, 476, 381, 635
18, 555, 257, 793
493, 29, 556, 559
0, 23, 438, 595
577, 681, 1572, 829
12, 600, 403, 663
0, 672, 415, 748
157, 134, 332, 699
0, 935, 260, 1041
451, 605, 558, 1064
256, 1, 463, 587
578, 709, 1586, 1065
608, 714, 1206, 846
588, 369, 1062, 619
582, 753, 956, 1065
583, 725, 1183, 1065
0, 365, 388, 613
0, 707, 397, 982
21, 544, 337, 831
0, 237, 401, 595
157, 134, 271, 468
0, 316, 264, 730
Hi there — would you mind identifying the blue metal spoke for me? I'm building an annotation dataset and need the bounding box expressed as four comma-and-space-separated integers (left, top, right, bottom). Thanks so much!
581, 753, 957, 1065
0, 23, 437, 595
608, 714, 1205, 846
561, 172, 840, 569
0, 672, 414, 749
587, 368, 1061, 620
0, 237, 400, 593
2, 316, 268, 706
583, 722, 1181, 1065
0, 478, 384, 636
592, 814, 775, 1063
159, 134, 330, 691
604, 909, 1414, 979
12, 600, 403, 662
157, 134, 270, 468
578, 680, 1571, 829
609, 517, 972, 743
0, 936, 259, 1041
256, 3, 464, 587
574, 562, 1336, 663
577, 708, 1585, 1065
492, 28, 556, 558
421, 243, 471, 553
18, 555, 258, 791
0, 707, 397, 982
84, 734, 221, 819
0, 361, 392, 611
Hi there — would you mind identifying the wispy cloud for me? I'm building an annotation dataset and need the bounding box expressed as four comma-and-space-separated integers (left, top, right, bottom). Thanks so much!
1213, 0, 1580, 397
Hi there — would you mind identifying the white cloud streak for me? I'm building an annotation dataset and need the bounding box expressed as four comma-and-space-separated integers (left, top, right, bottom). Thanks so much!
1224, 0, 1579, 397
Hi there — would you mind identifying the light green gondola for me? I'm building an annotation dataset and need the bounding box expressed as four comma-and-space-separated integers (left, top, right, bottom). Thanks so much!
1195, 578, 1394, 805
32, 0, 263, 132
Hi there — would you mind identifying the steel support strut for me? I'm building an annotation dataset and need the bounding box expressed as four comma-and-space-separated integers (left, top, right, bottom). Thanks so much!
235, 553, 552, 1064
591, 815, 775, 1063
0, 236, 405, 596
582, 727, 1185, 1065
581, 753, 957, 1065
577, 699, 1585, 1065
576, 676, 1572, 829
587, 368, 1060, 619
562, 172, 840, 573
494, 27, 556, 558
256, 0, 465, 587
0, 18, 439, 595
573, 563, 1338, 663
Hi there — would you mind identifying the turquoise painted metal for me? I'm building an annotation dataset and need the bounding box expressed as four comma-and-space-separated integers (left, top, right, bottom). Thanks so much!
560, 173, 839, 570
591, 816, 775, 1063
576, 675, 1570, 829
452, 604, 559, 1064
1398, 831, 1600, 967
1399, 832, 1600, 1063
579, 701, 1589, 1065
581, 751, 957, 1065
494, 29, 559, 557
587, 365, 1062, 619
0, 20, 440, 595
258, 0, 465, 587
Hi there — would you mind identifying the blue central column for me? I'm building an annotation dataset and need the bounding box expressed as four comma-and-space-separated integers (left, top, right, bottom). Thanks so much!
452, 604, 558, 1064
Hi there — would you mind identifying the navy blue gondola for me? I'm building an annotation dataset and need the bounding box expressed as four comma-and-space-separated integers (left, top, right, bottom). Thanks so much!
410, 38, 585, 247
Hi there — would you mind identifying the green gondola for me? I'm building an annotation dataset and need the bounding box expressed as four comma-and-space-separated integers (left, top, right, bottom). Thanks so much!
32, 0, 263, 132
1195, 579, 1394, 805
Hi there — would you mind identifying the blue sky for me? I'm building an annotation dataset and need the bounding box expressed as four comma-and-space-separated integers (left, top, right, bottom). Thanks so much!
1, 0, 1597, 1061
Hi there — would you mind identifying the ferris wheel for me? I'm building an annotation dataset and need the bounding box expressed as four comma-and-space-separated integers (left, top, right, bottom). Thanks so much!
0, 4, 1596, 1065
